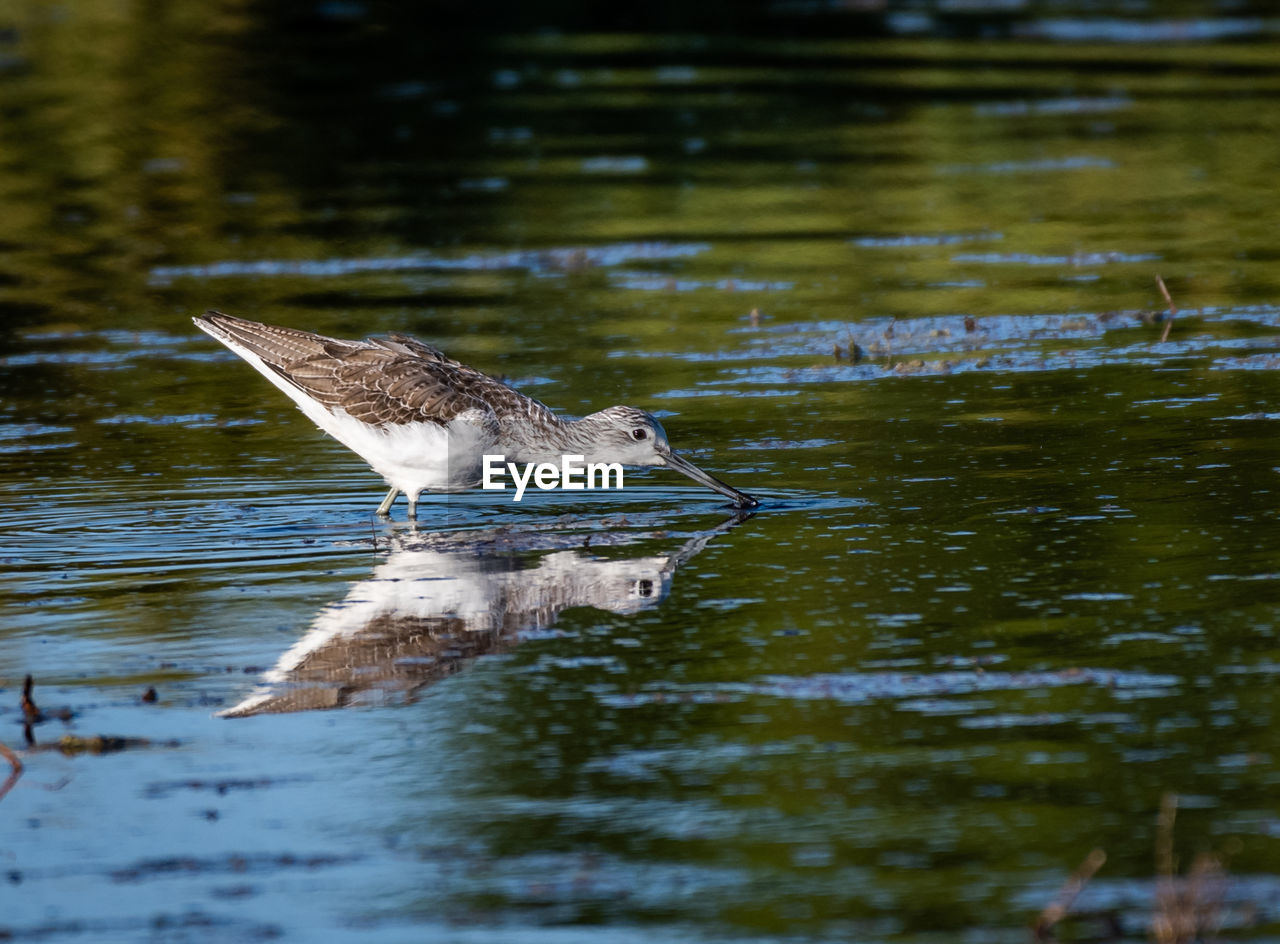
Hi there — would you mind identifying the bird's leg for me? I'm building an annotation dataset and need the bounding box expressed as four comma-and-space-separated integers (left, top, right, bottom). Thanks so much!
376, 487, 398, 516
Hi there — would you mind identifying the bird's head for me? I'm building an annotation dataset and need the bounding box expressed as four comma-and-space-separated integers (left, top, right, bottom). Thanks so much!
577, 406, 758, 509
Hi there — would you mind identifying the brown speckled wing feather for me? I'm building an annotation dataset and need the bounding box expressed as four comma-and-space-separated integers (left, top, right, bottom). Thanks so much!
198, 310, 338, 367
290, 346, 499, 426
197, 310, 552, 429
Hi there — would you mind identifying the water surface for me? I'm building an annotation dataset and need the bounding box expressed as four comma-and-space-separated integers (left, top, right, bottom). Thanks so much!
4, 4, 1280, 941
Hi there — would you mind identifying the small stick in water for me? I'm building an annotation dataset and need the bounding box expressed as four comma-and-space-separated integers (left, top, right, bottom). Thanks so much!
1033, 847, 1107, 940
0, 739, 22, 803
1156, 275, 1179, 343
20, 675, 39, 723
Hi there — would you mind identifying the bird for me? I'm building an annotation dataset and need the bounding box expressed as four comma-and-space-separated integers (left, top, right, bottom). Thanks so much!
193, 311, 759, 518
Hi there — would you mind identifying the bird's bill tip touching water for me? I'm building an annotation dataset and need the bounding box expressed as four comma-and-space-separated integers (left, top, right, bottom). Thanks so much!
662, 451, 759, 510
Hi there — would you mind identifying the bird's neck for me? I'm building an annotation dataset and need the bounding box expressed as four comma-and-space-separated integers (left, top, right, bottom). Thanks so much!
505, 413, 608, 465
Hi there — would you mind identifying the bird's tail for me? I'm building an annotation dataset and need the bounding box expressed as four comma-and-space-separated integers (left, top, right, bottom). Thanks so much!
193, 310, 336, 369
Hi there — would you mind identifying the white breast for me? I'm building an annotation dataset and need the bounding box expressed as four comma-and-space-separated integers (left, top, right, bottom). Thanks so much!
322, 408, 494, 499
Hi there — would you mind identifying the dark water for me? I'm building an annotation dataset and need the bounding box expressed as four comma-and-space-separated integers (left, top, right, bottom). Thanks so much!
4, 3, 1280, 941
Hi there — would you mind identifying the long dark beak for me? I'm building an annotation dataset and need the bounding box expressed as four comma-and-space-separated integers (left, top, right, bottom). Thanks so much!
662, 450, 759, 509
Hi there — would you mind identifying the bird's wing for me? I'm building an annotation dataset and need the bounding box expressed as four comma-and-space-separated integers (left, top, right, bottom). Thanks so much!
196, 310, 553, 429
368, 333, 454, 362
357, 334, 561, 430
286, 346, 507, 427
196, 310, 341, 368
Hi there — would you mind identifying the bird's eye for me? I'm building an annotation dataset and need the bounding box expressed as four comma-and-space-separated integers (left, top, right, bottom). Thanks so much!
631, 428, 648, 441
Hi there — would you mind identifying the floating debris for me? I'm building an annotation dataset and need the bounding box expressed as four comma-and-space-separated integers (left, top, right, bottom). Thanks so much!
42, 735, 170, 756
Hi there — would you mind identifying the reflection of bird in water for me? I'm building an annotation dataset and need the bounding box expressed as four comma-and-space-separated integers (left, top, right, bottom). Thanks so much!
193, 311, 758, 518
220, 518, 740, 717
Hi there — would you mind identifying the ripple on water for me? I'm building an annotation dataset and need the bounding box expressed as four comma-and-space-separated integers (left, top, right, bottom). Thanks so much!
609, 272, 794, 292
696, 303, 1280, 384
2, 329, 214, 369
655, 387, 801, 399
951, 250, 1160, 266
1022, 16, 1279, 42
0, 423, 76, 452
95, 414, 264, 428
851, 231, 1003, 249
0, 477, 372, 575
973, 96, 1133, 118
147, 241, 710, 284
939, 155, 1116, 175
598, 668, 1180, 709
731, 438, 840, 451
580, 155, 650, 174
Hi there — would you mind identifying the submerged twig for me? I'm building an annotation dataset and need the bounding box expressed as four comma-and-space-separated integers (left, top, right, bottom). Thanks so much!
20, 674, 39, 722
1154, 791, 1180, 942
1152, 791, 1232, 944
1156, 275, 1179, 343
20, 674, 73, 738
1039, 792, 1242, 943
1033, 847, 1107, 940
0, 739, 22, 803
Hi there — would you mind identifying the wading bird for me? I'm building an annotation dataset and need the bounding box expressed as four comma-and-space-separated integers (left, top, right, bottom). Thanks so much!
194, 311, 758, 518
